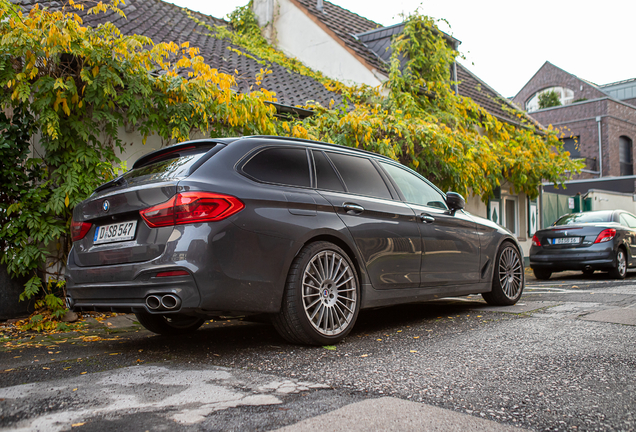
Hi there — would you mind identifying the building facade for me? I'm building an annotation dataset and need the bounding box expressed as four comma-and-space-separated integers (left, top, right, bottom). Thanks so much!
513, 62, 636, 180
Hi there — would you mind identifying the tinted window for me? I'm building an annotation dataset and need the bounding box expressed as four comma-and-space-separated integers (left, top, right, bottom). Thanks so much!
555, 212, 613, 225
313, 151, 345, 192
326, 152, 392, 199
123, 149, 211, 186
243, 147, 310, 187
379, 161, 447, 209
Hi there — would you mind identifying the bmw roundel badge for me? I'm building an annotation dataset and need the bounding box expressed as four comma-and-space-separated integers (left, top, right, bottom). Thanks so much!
102, 200, 110, 213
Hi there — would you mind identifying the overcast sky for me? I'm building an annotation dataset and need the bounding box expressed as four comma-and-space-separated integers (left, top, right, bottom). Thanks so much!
170, 0, 636, 98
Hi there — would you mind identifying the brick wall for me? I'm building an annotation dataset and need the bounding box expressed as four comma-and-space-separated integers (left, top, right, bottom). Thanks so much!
513, 62, 606, 110
529, 99, 636, 179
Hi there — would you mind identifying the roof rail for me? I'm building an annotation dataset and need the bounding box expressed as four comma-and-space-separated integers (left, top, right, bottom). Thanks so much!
241, 135, 394, 160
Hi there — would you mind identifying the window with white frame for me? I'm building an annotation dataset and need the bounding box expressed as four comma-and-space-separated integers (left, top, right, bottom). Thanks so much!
526, 87, 574, 112
503, 196, 518, 235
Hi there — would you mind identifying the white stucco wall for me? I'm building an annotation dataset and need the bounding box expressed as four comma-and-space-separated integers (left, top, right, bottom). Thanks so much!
585, 189, 636, 213
265, 0, 384, 87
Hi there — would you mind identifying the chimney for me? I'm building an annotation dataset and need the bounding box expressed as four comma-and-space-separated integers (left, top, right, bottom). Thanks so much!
317, 0, 323, 12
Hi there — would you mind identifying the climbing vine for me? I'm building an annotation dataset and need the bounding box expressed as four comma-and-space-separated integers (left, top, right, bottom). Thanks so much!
194, 5, 581, 199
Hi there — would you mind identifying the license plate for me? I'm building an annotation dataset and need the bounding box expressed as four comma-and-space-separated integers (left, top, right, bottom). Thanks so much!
94, 221, 137, 245
552, 237, 581, 245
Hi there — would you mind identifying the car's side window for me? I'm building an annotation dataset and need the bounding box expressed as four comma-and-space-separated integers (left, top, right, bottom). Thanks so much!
325, 152, 392, 199
620, 213, 636, 228
242, 147, 310, 187
312, 151, 345, 192
379, 161, 447, 209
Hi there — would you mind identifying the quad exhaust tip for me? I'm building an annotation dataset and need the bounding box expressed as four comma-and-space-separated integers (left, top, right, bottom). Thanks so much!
145, 294, 181, 311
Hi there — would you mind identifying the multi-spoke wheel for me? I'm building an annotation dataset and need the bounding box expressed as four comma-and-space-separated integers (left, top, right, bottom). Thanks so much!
482, 241, 524, 305
609, 248, 627, 280
134, 312, 205, 335
273, 241, 360, 345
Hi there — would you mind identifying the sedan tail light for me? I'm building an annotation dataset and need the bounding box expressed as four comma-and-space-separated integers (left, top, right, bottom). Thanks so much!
531, 234, 541, 247
594, 228, 616, 244
71, 220, 92, 242
140, 192, 244, 228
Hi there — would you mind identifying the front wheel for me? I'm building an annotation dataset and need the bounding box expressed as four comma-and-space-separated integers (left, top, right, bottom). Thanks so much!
483, 242, 524, 305
608, 248, 627, 279
135, 312, 205, 335
273, 241, 360, 346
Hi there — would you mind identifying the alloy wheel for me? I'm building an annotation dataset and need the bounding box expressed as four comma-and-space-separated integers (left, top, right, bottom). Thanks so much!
617, 250, 627, 277
498, 246, 523, 299
301, 250, 357, 336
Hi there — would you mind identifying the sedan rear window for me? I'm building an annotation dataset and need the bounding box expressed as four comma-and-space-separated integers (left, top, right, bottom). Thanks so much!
554, 212, 613, 225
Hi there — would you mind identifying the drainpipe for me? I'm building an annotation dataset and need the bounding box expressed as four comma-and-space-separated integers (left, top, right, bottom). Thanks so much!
452, 41, 459, 95
596, 116, 603, 177
452, 61, 458, 95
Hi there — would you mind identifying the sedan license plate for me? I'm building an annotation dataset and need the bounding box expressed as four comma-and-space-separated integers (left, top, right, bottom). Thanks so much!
94, 221, 137, 245
551, 237, 581, 245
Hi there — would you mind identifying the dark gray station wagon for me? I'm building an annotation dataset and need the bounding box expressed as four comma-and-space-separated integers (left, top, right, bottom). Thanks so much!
66, 136, 524, 345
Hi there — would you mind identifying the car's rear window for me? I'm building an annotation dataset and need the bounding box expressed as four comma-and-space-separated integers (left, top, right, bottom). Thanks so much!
123, 147, 213, 186
554, 212, 613, 225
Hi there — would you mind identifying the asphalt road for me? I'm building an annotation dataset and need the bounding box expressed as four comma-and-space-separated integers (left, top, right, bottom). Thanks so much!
1, 270, 635, 431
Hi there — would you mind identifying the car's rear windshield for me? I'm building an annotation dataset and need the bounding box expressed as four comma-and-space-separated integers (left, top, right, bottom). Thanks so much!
123, 146, 214, 185
554, 211, 613, 225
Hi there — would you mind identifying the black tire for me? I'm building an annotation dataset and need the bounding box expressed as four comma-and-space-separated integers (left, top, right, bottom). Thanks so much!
533, 268, 552, 280
272, 241, 360, 346
608, 248, 627, 280
483, 241, 524, 306
135, 312, 205, 335
582, 269, 595, 277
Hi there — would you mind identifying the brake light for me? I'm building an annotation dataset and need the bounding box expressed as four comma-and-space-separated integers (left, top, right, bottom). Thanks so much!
594, 228, 616, 244
140, 192, 244, 228
71, 220, 92, 242
532, 234, 541, 247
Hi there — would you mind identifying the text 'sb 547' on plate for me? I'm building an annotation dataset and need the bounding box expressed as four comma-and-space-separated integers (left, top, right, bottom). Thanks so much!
94, 221, 137, 244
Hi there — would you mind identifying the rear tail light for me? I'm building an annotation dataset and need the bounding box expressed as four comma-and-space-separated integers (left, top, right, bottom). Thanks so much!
140, 192, 244, 228
594, 228, 616, 244
71, 220, 92, 242
531, 234, 541, 247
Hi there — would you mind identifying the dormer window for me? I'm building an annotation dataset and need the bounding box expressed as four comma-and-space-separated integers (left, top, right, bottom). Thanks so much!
526, 87, 574, 112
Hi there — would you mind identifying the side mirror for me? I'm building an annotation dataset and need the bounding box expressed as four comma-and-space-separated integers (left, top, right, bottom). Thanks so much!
446, 192, 465, 212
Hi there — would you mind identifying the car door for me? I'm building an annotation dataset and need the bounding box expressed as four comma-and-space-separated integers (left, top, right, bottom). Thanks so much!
314, 150, 422, 290
377, 161, 481, 287
619, 212, 636, 262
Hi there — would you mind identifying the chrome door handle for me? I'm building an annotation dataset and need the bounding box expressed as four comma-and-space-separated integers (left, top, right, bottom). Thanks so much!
419, 214, 435, 223
343, 203, 364, 214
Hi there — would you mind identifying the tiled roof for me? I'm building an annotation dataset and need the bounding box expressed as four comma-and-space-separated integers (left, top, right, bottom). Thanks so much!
17, 0, 342, 108
293, 0, 531, 127
356, 23, 405, 65
456, 64, 529, 126
293, 0, 386, 74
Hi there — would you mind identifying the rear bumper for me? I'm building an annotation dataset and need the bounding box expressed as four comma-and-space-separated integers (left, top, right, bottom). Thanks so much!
529, 245, 615, 271
65, 257, 201, 315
